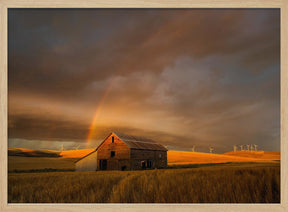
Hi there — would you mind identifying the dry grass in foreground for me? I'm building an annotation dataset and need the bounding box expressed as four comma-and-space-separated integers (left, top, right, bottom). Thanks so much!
8, 163, 279, 203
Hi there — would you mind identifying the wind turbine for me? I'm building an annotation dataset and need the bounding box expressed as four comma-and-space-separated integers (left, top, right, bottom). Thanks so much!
60, 144, 64, 152
254, 144, 258, 151
191, 145, 196, 152
233, 145, 237, 152
74, 145, 80, 150
246, 144, 250, 151
209, 147, 214, 154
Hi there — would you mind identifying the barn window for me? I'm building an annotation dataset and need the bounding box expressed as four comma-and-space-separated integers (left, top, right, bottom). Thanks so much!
111, 151, 115, 158
112, 136, 114, 143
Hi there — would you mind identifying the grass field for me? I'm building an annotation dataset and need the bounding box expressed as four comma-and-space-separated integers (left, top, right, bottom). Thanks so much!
8, 156, 76, 172
167, 150, 280, 165
8, 162, 280, 203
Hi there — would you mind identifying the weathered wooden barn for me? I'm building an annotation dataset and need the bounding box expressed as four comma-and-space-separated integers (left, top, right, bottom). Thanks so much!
75, 132, 167, 171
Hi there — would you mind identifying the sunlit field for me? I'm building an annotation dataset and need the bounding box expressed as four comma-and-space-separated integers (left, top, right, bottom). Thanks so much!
8, 163, 280, 203
59, 149, 95, 158
168, 150, 280, 165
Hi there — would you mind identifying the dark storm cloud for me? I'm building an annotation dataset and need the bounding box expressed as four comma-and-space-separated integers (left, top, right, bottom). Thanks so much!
8, 9, 280, 152
8, 9, 279, 99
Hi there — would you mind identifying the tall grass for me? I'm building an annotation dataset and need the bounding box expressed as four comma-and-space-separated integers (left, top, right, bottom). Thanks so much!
8, 165, 280, 203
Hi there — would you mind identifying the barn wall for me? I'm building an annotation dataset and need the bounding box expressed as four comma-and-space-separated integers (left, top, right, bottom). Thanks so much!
76, 132, 167, 171
130, 149, 167, 170
97, 133, 130, 170
75, 151, 97, 172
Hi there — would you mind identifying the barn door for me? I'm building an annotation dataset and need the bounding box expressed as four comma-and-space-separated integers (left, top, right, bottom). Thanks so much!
141, 161, 146, 169
99, 160, 107, 170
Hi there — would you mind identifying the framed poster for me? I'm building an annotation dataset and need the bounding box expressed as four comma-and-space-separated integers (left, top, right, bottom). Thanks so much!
0, 0, 287, 211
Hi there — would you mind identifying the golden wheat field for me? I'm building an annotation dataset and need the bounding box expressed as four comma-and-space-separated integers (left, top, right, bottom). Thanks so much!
8, 149, 280, 203
8, 162, 279, 203
168, 150, 280, 165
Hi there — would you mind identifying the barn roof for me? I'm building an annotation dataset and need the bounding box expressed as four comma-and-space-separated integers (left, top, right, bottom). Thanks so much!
113, 132, 168, 151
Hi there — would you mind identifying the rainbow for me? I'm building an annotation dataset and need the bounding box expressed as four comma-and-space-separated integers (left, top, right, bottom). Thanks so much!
86, 81, 114, 145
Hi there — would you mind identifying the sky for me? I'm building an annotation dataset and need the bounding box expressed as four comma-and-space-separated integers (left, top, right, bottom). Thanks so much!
8, 9, 280, 153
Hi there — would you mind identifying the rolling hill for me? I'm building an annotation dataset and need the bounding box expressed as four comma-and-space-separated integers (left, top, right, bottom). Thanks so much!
167, 150, 280, 165
8, 148, 280, 166
59, 149, 95, 158
8, 148, 95, 158
8, 148, 61, 157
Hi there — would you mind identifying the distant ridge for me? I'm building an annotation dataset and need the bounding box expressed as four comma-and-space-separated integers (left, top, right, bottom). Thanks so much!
8, 148, 280, 164
8, 148, 96, 158
223, 151, 280, 160
8, 148, 61, 157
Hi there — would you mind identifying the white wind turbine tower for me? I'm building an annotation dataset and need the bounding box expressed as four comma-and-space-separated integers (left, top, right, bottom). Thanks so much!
191, 145, 196, 152
60, 144, 64, 152
74, 145, 80, 150
254, 144, 258, 151
246, 144, 250, 151
233, 145, 237, 152
240, 145, 243, 151
209, 147, 214, 154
